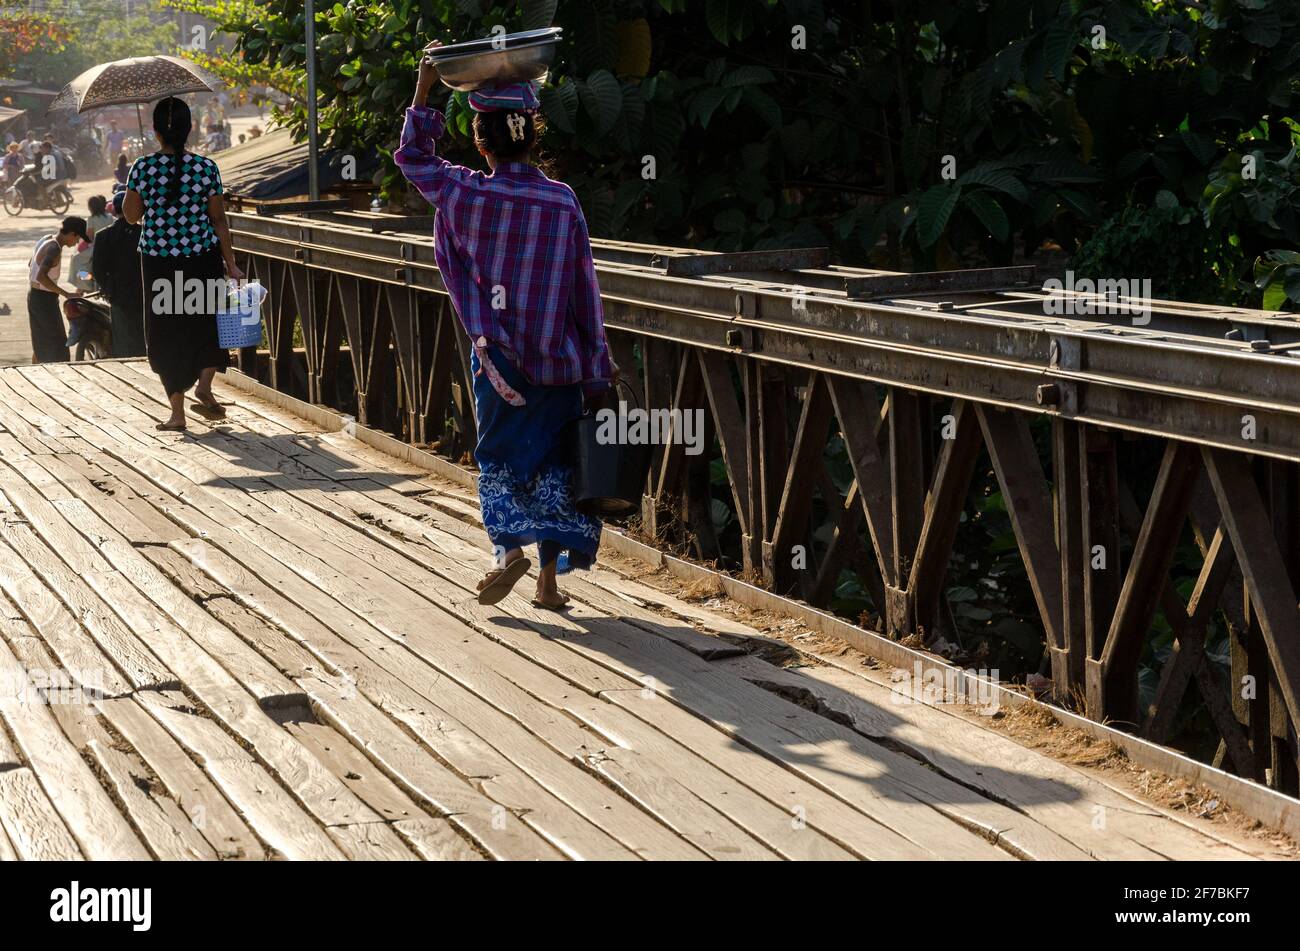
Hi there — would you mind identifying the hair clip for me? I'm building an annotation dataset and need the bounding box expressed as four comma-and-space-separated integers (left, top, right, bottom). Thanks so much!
506, 113, 526, 142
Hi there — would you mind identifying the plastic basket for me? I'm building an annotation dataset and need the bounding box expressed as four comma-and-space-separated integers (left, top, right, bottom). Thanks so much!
217, 280, 266, 349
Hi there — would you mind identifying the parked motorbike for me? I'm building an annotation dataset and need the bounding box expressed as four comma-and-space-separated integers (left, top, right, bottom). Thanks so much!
64, 292, 113, 361
2, 165, 73, 216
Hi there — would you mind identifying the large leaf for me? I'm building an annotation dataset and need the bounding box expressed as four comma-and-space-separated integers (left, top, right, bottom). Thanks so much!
579, 69, 623, 134
539, 80, 578, 135
569, 0, 619, 71
742, 86, 781, 129
957, 164, 1030, 204
520, 0, 558, 31
705, 0, 753, 46
916, 183, 962, 249
963, 189, 1010, 242
688, 86, 728, 128
722, 65, 775, 87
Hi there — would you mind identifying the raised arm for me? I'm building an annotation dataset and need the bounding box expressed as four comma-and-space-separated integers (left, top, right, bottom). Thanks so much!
569, 208, 615, 391
394, 52, 481, 206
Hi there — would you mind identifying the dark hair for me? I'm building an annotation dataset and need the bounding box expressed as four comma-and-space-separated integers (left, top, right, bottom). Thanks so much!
87, 194, 107, 216
472, 110, 543, 163
59, 216, 88, 242
152, 96, 192, 206
116, 153, 128, 170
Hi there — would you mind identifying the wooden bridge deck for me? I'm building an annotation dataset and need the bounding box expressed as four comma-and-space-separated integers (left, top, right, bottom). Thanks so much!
0, 360, 1279, 860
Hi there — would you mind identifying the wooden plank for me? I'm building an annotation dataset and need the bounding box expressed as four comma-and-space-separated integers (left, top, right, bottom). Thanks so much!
326, 821, 420, 861
0, 634, 148, 859
283, 718, 424, 824
719, 655, 1256, 860
0, 459, 396, 843
8, 634, 214, 861
177, 507, 839, 859
0, 767, 85, 860
164, 533, 720, 860
0, 529, 142, 697
124, 691, 348, 860
393, 817, 485, 861
131, 457, 826, 857
105, 360, 439, 494
536, 609, 1015, 859
0, 463, 298, 704
95, 696, 265, 860
28, 453, 180, 546
0, 811, 18, 861
296, 674, 568, 861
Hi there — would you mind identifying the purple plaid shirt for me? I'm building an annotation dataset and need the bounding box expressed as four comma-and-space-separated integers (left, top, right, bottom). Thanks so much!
394, 105, 613, 390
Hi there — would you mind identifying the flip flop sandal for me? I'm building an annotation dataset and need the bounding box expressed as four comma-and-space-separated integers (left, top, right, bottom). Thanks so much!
476, 556, 532, 605
155, 422, 187, 432
191, 400, 227, 421
531, 594, 571, 612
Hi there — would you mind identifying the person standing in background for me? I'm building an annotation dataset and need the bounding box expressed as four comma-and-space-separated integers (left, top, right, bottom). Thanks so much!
3, 142, 22, 185
105, 119, 125, 163
27, 217, 88, 363
91, 192, 146, 357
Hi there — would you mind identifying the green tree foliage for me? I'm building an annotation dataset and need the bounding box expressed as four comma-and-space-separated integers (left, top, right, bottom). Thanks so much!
6, 0, 180, 88
174, 0, 1300, 305
0, 5, 74, 79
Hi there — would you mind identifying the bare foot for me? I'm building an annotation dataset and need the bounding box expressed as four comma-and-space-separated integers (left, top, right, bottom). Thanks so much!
192, 390, 226, 419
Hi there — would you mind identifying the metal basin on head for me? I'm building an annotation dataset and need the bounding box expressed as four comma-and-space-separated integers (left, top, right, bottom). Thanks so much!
425, 28, 562, 91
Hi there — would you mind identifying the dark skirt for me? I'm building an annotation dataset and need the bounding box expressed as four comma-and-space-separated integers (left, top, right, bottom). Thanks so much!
27, 288, 69, 363
142, 245, 230, 394
110, 299, 147, 358
471, 345, 600, 573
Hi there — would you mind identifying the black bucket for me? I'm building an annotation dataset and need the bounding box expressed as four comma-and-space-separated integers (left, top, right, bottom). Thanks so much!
566, 380, 653, 517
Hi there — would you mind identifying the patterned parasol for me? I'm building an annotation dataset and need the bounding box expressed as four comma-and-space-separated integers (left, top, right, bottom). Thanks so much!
47, 55, 223, 114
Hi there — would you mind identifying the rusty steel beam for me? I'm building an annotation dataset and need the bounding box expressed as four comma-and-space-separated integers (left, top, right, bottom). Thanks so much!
229, 211, 1300, 462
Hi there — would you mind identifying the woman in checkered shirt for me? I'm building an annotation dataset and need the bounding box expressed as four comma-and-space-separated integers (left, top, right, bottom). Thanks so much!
123, 97, 243, 432
396, 52, 618, 611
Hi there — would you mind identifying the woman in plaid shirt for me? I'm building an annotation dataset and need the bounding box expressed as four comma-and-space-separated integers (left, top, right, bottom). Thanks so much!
396, 52, 617, 610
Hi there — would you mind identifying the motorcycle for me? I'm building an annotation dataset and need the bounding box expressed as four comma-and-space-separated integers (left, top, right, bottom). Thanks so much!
2, 164, 73, 216
63, 292, 113, 361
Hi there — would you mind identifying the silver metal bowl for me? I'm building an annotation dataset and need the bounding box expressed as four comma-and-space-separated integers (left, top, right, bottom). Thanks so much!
425, 28, 561, 59
424, 29, 561, 92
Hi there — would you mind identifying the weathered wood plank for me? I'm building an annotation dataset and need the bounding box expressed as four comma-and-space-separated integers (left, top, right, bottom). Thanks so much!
95, 696, 265, 860
0, 767, 85, 860
126, 691, 347, 860
0, 635, 148, 859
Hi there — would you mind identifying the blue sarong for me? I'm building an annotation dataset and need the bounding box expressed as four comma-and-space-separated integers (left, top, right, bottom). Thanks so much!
471, 345, 601, 573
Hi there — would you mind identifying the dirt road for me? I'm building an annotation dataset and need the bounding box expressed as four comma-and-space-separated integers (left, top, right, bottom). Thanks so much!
0, 175, 121, 366
1, 112, 269, 365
